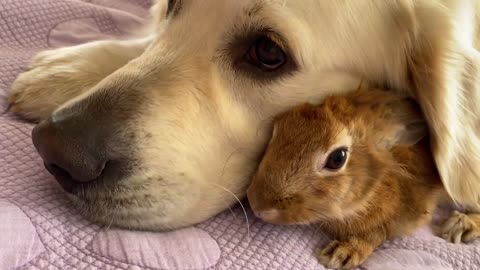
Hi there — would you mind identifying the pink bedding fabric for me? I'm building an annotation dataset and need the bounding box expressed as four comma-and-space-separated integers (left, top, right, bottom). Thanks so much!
1, 1, 479, 269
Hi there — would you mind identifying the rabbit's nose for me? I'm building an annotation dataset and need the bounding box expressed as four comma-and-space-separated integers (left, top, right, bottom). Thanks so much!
254, 209, 280, 222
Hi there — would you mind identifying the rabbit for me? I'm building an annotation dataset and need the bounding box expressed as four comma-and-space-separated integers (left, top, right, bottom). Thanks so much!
246, 87, 480, 269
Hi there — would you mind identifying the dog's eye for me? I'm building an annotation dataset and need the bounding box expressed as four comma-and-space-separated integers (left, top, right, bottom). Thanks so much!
166, 0, 178, 16
324, 148, 348, 170
246, 36, 286, 71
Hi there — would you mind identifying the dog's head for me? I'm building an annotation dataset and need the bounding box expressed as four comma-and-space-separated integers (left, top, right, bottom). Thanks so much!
31, 0, 458, 230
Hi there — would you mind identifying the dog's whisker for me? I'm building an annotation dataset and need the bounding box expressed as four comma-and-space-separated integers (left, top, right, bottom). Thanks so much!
228, 207, 236, 218
104, 215, 115, 232
220, 147, 247, 178
101, 208, 114, 219
313, 223, 323, 235
211, 183, 251, 243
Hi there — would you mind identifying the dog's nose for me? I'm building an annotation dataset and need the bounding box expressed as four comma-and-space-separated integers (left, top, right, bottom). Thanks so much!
32, 117, 108, 187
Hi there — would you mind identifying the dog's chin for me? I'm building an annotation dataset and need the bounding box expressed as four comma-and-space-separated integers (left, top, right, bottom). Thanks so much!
67, 195, 184, 231
65, 184, 181, 231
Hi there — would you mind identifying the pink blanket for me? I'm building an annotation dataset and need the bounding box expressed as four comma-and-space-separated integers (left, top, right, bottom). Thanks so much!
1, 1, 479, 269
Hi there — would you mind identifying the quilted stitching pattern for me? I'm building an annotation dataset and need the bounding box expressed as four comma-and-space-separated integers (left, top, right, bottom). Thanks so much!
1, 1, 479, 270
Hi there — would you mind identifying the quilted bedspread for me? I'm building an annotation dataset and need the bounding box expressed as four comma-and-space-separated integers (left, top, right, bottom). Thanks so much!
1, 1, 479, 269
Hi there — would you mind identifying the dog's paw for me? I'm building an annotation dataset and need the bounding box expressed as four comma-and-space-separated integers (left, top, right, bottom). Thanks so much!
9, 49, 82, 121
316, 240, 370, 270
8, 47, 101, 122
440, 211, 480, 243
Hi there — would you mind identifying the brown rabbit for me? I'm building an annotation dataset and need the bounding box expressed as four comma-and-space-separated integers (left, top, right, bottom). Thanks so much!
246, 88, 480, 269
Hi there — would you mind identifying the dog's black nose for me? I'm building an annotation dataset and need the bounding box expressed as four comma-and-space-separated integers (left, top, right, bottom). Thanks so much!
32, 117, 108, 188
31, 88, 138, 193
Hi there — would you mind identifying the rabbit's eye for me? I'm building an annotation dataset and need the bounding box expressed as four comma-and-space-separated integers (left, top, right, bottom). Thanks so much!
325, 147, 348, 170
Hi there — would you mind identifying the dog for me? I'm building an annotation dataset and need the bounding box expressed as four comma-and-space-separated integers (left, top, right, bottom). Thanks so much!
7, 0, 480, 233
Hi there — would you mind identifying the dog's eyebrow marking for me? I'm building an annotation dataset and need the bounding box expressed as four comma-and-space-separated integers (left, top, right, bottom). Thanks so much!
167, 0, 182, 17
245, 3, 263, 17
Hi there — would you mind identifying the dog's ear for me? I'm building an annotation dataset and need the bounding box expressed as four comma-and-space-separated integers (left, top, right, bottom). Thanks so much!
406, 2, 480, 208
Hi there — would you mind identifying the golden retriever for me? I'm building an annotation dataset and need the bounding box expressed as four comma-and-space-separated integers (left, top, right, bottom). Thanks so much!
8, 0, 480, 231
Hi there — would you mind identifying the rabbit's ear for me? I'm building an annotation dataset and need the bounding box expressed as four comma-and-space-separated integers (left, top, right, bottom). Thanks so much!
376, 98, 428, 150
380, 121, 428, 150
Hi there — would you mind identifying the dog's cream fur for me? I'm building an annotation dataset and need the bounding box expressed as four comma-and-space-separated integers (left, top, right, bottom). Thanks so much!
8, 0, 480, 230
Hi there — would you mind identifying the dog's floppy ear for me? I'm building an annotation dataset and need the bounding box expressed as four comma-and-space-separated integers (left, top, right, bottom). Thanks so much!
405, 1, 480, 208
